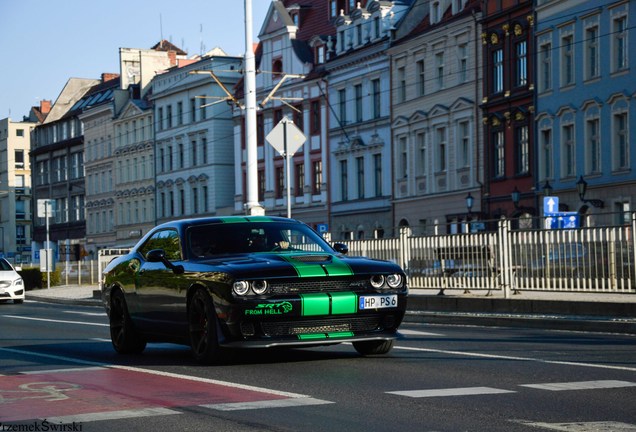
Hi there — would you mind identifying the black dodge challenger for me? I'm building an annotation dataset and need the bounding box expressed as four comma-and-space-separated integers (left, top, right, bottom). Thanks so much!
102, 216, 408, 363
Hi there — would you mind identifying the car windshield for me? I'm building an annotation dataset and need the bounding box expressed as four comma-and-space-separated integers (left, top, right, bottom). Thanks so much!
187, 221, 333, 258
0, 259, 14, 271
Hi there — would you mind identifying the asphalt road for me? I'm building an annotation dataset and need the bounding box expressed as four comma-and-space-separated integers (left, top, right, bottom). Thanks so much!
1, 300, 636, 431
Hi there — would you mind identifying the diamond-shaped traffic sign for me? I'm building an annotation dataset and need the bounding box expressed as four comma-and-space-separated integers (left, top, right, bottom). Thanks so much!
266, 116, 306, 157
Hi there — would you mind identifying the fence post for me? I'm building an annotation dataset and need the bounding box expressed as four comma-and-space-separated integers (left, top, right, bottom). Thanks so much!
399, 226, 412, 272
498, 218, 513, 299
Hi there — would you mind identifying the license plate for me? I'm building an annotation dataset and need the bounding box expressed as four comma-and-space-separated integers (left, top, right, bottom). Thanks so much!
359, 295, 398, 310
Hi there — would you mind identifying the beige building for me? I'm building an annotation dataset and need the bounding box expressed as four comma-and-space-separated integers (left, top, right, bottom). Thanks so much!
388, 0, 483, 235
0, 117, 35, 264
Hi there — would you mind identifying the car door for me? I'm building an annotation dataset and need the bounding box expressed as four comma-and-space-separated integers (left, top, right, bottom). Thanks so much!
135, 228, 189, 336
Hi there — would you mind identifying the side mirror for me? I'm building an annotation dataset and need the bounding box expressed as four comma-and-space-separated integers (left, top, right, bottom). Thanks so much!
145, 249, 184, 275
15, 266, 22, 272
333, 243, 349, 255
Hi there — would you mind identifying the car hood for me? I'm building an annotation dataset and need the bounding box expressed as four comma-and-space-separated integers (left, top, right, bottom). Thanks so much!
191, 252, 401, 279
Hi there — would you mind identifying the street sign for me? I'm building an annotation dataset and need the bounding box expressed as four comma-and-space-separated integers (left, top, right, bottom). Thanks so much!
545, 211, 580, 229
37, 199, 55, 218
266, 116, 306, 157
543, 196, 559, 215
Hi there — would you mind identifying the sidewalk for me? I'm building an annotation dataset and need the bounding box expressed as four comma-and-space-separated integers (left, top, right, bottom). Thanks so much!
26, 285, 636, 334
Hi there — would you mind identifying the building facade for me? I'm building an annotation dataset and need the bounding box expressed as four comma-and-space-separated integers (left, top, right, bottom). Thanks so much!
481, 0, 535, 225
388, 0, 483, 235
0, 117, 35, 264
152, 51, 243, 223
233, 0, 335, 228
535, 0, 636, 226
31, 77, 101, 263
326, 0, 413, 240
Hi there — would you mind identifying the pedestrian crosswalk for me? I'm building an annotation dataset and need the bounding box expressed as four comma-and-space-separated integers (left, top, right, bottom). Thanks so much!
387, 380, 636, 398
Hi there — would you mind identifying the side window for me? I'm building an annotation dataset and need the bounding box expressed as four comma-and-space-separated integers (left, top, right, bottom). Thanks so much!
139, 229, 182, 261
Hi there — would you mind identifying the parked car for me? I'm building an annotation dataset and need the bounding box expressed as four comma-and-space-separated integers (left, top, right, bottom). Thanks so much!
0, 258, 24, 304
101, 216, 408, 364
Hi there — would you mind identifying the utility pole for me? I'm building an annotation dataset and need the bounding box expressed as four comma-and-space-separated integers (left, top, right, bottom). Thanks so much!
243, 0, 264, 215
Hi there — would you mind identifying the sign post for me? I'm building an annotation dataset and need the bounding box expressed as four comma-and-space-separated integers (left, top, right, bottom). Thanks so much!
37, 199, 54, 289
266, 116, 306, 218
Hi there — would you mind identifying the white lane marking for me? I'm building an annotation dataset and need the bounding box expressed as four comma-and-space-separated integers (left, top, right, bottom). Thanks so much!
515, 421, 636, 431
3, 315, 108, 327
399, 329, 443, 337
520, 380, 636, 391
44, 407, 181, 424
63, 311, 105, 317
0, 347, 312, 399
21, 366, 107, 375
387, 387, 515, 398
394, 345, 636, 372
203, 397, 335, 411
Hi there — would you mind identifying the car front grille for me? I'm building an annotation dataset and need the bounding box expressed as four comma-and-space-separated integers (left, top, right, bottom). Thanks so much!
260, 316, 381, 337
268, 278, 368, 294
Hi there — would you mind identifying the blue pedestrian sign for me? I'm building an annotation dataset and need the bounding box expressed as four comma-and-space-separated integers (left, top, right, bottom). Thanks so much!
545, 211, 580, 229
543, 196, 559, 215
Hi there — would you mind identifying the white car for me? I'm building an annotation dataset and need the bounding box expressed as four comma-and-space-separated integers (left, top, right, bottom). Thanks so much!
0, 258, 24, 304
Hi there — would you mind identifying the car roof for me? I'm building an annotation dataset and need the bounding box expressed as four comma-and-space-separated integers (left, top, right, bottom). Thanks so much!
157, 216, 301, 230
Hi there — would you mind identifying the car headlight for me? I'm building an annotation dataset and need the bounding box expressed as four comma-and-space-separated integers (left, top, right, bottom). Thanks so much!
252, 280, 268, 295
386, 274, 402, 288
14, 278, 23, 287
233, 280, 250, 296
370, 275, 385, 289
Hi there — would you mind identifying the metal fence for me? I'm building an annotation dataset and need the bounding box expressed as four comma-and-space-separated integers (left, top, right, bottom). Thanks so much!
342, 216, 636, 297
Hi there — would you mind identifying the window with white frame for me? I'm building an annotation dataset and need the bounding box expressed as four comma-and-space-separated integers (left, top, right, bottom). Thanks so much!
373, 154, 382, 197
613, 111, 629, 171
356, 156, 364, 199
399, 136, 408, 178
493, 130, 504, 178
584, 24, 599, 80
338, 89, 347, 125
416, 131, 426, 175
612, 14, 628, 72
541, 127, 553, 179
585, 117, 600, 174
539, 42, 552, 92
458, 121, 470, 168
492, 49, 503, 93
340, 160, 348, 201
515, 125, 529, 175
372, 79, 381, 119
515, 41, 527, 87
397, 66, 406, 102
436, 52, 445, 90
435, 127, 447, 172
417, 59, 425, 96
458, 44, 468, 83
354, 84, 363, 122
561, 123, 575, 178
561, 34, 575, 86
431, 1, 441, 24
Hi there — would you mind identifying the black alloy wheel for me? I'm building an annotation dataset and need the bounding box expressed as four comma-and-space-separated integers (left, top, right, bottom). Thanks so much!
352, 339, 394, 356
188, 289, 224, 364
109, 289, 146, 354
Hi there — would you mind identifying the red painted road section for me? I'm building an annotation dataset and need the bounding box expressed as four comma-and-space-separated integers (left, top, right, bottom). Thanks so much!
0, 368, 290, 422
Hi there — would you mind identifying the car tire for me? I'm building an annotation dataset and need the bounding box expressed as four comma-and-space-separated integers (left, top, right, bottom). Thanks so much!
188, 289, 225, 364
109, 289, 146, 354
353, 339, 394, 356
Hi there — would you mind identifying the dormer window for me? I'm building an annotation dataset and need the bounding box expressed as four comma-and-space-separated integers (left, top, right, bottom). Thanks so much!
316, 45, 326, 64
330, 0, 338, 17
348, 0, 356, 13
291, 12, 299, 27
272, 58, 283, 80
453, 0, 466, 14
431, 1, 441, 24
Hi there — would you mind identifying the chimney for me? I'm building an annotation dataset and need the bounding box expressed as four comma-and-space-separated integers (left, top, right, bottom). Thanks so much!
101, 73, 119, 82
168, 51, 177, 66
40, 100, 51, 114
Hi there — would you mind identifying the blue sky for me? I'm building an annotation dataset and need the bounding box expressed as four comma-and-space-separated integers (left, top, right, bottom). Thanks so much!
0, 0, 271, 120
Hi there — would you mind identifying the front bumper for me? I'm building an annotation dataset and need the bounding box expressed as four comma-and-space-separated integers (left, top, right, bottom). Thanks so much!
0, 287, 25, 301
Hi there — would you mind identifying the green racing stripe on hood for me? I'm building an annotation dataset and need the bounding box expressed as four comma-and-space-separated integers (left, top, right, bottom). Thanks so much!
282, 254, 353, 278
